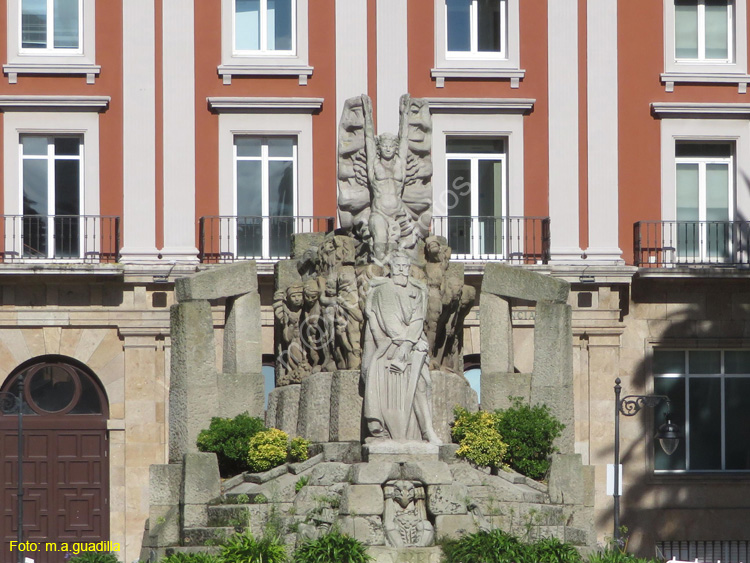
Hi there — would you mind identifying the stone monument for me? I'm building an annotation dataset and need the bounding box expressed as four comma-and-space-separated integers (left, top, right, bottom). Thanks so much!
141, 94, 596, 563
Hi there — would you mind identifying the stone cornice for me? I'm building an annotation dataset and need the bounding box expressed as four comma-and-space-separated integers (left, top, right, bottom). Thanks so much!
0, 95, 110, 112
207, 97, 324, 113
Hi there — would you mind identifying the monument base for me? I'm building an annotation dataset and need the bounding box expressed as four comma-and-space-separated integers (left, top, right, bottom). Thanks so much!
363, 440, 439, 463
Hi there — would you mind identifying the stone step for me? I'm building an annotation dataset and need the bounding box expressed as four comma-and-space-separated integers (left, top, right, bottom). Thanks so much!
207, 505, 252, 527
182, 526, 236, 547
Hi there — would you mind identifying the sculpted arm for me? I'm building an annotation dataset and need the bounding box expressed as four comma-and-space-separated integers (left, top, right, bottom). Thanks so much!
363, 95, 377, 186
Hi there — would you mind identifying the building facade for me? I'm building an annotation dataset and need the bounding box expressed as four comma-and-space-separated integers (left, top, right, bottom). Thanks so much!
0, 1, 748, 561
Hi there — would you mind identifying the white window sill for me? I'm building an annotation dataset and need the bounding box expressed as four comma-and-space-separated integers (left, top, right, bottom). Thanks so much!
217, 64, 314, 85
661, 72, 750, 93
3, 63, 101, 84
431, 67, 525, 88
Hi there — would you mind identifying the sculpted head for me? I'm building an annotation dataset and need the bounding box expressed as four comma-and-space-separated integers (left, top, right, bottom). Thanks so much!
286, 284, 304, 309
303, 279, 321, 304
388, 251, 412, 287
391, 480, 416, 509
377, 133, 398, 160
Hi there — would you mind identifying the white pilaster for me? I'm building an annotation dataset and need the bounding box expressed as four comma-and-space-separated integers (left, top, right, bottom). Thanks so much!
120, 0, 158, 262
547, 0, 583, 262
161, 0, 198, 261
376, 0, 408, 134
335, 0, 368, 122
586, 0, 622, 262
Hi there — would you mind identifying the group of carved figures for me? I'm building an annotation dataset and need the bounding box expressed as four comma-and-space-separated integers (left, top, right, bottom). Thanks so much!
274, 93, 475, 445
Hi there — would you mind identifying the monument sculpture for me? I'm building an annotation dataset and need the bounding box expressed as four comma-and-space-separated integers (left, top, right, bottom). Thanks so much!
362, 251, 441, 444
142, 93, 594, 562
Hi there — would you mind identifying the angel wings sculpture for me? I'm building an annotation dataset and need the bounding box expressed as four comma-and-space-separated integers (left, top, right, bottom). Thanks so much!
337, 94, 432, 265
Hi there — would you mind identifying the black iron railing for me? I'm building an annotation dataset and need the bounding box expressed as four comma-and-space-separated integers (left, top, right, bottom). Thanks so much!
431, 215, 550, 264
199, 215, 335, 263
634, 220, 750, 267
0, 215, 120, 263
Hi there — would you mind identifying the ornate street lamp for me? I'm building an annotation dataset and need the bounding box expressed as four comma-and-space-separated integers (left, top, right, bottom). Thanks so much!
613, 377, 682, 543
0, 373, 25, 563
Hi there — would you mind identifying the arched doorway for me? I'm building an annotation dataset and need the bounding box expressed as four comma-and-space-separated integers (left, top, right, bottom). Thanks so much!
0, 357, 109, 562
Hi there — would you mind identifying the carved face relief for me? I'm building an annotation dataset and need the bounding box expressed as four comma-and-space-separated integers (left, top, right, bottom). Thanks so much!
392, 480, 416, 509
378, 136, 398, 160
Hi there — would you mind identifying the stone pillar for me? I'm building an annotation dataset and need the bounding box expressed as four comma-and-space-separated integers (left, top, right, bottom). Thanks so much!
330, 370, 363, 442
532, 300, 574, 453
480, 292, 517, 411
221, 292, 264, 419
168, 300, 217, 463
266, 384, 302, 436
297, 372, 333, 442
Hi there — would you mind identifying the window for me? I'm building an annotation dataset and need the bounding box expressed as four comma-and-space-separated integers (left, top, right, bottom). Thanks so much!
653, 349, 750, 472
446, 0, 506, 59
219, 0, 311, 84
662, 0, 749, 91
20, 135, 83, 258
234, 136, 297, 259
21, 0, 81, 52
432, 0, 522, 87
675, 142, 733, 261
234, 0, 294, 54
446, 137, 506, 258
5, 0, 98, 83
675, 0, 732, 62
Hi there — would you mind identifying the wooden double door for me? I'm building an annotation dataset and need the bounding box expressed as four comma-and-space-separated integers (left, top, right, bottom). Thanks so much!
1, 360, 109, 563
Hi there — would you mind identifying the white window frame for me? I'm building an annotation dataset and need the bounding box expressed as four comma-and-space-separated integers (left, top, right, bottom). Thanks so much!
674, 142, 734, 262
19, 0, 83, 55
4, 0, 98, 83
429, 99, 531, 260
445, 138, 507, 259
662, 0, 749, 92
2, 110, 101, 262
219, 0, 312, 85
19, 134, 84, 259
445, 0, 507, 60
432, 0, 524, 88
212, 100, 318, 262
232, 0, 296, 56
653, 349, 750, 473
232, 135, 298, 259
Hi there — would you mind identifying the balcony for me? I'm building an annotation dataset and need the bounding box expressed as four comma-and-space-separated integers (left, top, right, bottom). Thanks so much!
431, 216, 550, 264
634, 220, 750, 268
199, 215, 335, 263
0, 215, 120, 263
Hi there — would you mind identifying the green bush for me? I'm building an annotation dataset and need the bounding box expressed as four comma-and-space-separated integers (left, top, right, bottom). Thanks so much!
452, 407, 508, 469
220, 530, 287, 563
67, 553, 120, 563
158, 553, 221, 563
197, 412, 267, 476
494, 398, 565, 481
289, 436, 311, 463
247, 428, 290, 473
532, 537, 582, 563
295, 476, 310, 493
440, 529, 531, 563
589, 547, 662, 563
293, 530, 372, 563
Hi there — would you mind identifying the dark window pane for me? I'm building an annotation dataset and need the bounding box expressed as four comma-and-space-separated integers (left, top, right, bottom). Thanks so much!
236, 137, 262, 157
724, 351, 750, 374
23, 159, 49, 258
725, 377, 750, 469
477, 0, 501, 52
676, 142, 732, 158
689, 377, 722, 470
447, 159, 471, 255
53, 0, 79, 49
22, 136, 47, 156
689, 350, 721, 374
269, 161, 294, 257
54, 137, 80, 156
22, 0, 47, 49
237, 161, 262, 257
268, 0, 292, 51
70, 371, 103, 414
55, 159, 80, 216
268, 137, 295, 157
446, 0, 471, 51
653, 350, 685, 374
447, 137, 504, 154
654, 377, 687, 471
478, 160, 503, 255
29, 365, 76, 412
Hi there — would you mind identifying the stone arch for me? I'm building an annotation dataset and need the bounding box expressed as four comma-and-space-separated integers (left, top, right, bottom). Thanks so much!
0, 355, 110, 561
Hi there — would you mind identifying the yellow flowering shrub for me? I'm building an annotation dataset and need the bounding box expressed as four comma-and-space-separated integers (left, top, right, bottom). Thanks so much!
452, 407, 508, 469
247, 428, 289, 472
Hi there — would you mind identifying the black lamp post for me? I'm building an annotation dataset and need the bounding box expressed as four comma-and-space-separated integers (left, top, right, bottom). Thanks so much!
613, 377, 681, 543
0, 373, 24, 563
